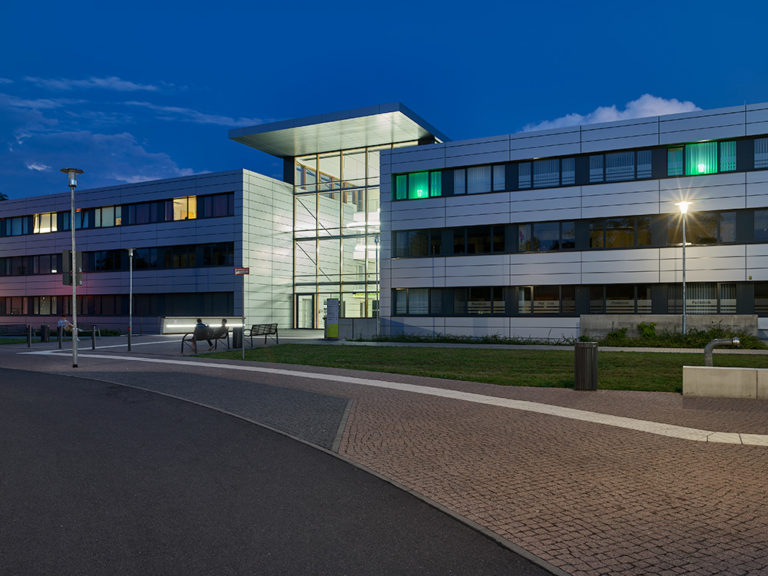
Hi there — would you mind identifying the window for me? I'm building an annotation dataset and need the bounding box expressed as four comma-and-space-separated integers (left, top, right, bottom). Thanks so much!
720, 141, 737, 172
493, 165, 506, 191
561, 221, 576, 249
605, 217, 634, 248
533, 285, 559, 314
532, 222, 560, 251
756, 209, 768, 242
533, 159, 559, 188
605, 152, 635, 182
394, 170, 443, 200
518, 224, 532, 251
518, 162, 531, 189
606, 285, 635, 313
171, 196, 197, 221
561, 158, 575, 185
637, 150, 652, 179
467, 166, 491, 194
589, 221, 604, 248
686, 142, 718, 176
668, 147, 684, 176
408, 230, 429, 257
589, 155, 604, 183
33, 212, 57, 234
756, 138, 768, 169
454, 169, 466, 195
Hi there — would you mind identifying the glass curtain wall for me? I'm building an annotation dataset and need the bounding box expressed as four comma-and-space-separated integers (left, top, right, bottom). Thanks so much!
293, 141, 416, 328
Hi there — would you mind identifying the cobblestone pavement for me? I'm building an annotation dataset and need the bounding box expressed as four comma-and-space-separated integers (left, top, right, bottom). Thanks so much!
5, 345, 768, 575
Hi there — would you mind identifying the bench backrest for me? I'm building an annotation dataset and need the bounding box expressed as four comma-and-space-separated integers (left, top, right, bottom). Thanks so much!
250, 323, 277, 334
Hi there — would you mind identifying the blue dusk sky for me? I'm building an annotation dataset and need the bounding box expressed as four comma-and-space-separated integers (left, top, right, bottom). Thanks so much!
2, 0, 768, 199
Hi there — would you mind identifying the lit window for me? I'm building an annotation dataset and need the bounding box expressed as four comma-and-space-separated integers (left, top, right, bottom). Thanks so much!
685, 142, 717, 176
173, 196, 197, 220
33, 212, 57, 234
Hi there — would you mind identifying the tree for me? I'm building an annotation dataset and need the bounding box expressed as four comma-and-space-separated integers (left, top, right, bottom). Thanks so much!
0, 192, 7, 201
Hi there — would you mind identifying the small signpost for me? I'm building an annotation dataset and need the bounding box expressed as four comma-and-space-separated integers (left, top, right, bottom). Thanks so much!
235, 267, 249, 359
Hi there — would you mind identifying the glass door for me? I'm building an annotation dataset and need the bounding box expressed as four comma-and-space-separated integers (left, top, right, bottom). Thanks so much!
296, 294, 315, 329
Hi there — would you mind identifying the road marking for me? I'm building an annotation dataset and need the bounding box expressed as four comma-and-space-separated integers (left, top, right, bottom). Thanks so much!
43, 352, 768, 447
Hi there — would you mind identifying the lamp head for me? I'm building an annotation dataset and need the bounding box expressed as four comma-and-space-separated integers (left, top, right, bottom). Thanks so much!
60, 168, 84, 188
676, 201, 691, 215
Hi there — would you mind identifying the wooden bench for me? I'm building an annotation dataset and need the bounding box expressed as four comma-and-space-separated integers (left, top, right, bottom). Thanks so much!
244, 323, 278, 346
181, 325, 230, 353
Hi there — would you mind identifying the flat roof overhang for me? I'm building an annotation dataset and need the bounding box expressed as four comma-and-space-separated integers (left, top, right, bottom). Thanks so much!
229, 102, 449, 158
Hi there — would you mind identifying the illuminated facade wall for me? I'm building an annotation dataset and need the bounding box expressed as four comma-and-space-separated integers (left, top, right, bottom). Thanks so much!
291, 142, 417, 328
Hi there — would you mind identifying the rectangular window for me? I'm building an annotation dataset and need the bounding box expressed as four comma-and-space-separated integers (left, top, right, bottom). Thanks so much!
720, 283, 737, 313
756, 209, 768, 242
636, 216, 652, 246
532, 222, 560, 251
467, 226, 491, 254
492, 226, 505, 252
561, 158, 575, 185
589, 155, 604, 183
430, 172, 442, 197
395, 174, 407, 200
408, 172, 429, 200
453, 288, 467, 314
561, 221, 576, 250
430, 289, 443, 315
589, 221, 604, 248
533, 285, 559, 314
533, 158, 559, 188
454, 169, 466, 195
467, 166, 492, 194
409, 289, 429, 314
518, 162, 531, 189
518, 287, 532, 314
756, 138, 768, 169
518, 224, 532, 252
685, 142, 718, 176
394, 289, 408, 315
605, 151, 635, 182
720, 141, 737, 172
605, 217, 634, 248
637, 150, 652, 179
467, 287, 492, 315
561, 286, 576, 314
408, 230, 429, 257
637, 285, 652, 313
719, 212, 736, 243
33, 212, 57, 234
493, 165, 506, 191
668, 147, 684, 176
173, 196, 197, 220
453, 229, 466, 255
606, 285, 635, 313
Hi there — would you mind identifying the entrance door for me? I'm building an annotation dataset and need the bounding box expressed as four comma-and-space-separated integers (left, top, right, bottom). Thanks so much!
296, 294, 315, 329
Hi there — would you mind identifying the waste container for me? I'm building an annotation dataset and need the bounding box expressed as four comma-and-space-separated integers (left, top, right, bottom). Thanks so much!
40, 324, 50, 342
574, 341, 598, 391
232, 327, 243, 349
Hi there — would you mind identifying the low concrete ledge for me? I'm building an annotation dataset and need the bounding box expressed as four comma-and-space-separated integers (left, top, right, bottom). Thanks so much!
683, 366, 763, 399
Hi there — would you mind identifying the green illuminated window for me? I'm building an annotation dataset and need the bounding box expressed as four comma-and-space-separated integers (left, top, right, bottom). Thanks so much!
395, 175, 407, 200
393, 170, 443, 201
408, 172, 430, 199
430, 172, 442, 197
685, 142, 717, 176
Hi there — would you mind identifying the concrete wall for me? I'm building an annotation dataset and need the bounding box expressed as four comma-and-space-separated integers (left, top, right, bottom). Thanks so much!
580, 314, 758, 339
683, 366, 768, 399
338, 317, 378, 340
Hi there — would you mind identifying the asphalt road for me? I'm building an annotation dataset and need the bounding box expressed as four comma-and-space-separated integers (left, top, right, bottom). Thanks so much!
0, 368, 551, 575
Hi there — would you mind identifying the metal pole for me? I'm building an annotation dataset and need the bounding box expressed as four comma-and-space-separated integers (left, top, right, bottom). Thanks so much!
375, 234, 380, 337
70, 183, 78, 368
682, 213, 687, 335
242, 273, 246, 361
128, 248, 133, 351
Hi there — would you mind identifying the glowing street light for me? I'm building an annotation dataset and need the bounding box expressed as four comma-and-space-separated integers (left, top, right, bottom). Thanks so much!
61, 168, 83, 367
676, 201, 691, 335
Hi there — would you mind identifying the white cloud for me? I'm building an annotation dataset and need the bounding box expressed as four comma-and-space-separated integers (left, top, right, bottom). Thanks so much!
25, 161, 51, 172
0, 92, 81, 111
0, 78, 12, 85
523, 94, 701, 132
25, 76, 160, 92
125, 101, 263, 127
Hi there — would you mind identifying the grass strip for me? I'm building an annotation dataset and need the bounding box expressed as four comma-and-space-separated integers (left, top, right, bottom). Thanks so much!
212, 344, 768, 394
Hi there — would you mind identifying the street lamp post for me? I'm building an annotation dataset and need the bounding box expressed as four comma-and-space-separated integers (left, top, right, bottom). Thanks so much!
128, 248, 134, 351
676, 201, 691, 335
61, 168, 83, 368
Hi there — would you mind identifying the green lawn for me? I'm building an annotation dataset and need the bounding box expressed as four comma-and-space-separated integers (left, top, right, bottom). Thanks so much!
212, 344, 768, 394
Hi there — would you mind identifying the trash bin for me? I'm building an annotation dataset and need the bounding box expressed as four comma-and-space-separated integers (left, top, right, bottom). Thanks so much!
232, 327, 243, 349
40, 324, 50, 342
574, 341, 598, 391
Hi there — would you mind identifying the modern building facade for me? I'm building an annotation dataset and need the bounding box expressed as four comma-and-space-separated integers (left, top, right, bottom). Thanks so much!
380, 102, 768, 339
5, 100, 768, 338
0, 104, 444, 332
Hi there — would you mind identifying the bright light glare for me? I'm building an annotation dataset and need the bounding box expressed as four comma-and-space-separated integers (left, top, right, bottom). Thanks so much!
676, 201, 691, 215
697, 163, 707, 173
